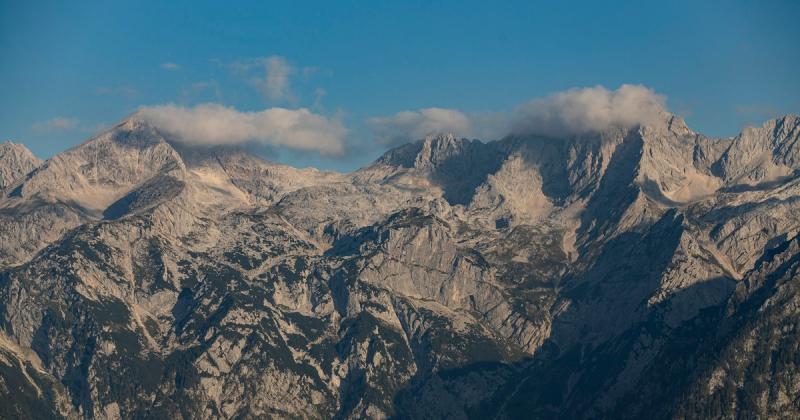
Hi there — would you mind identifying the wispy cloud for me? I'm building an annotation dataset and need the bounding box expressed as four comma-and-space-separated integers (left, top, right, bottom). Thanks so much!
368, 84, 669, 145
313, 88, 327, 109
261, 56, 293, 102
232, 55, 296, 103
230, 55, 324, 105
32, 117, 112, 135
301, 66, 319, 79
161, 62, 181, 71
96, 86, 139, 98
32, 117, 79, 133
136, 103, 347, 155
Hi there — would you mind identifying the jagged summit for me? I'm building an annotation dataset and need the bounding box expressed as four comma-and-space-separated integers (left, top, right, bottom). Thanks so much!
713, 113, 800, 186
0, 140, 41, 189
370, 132, 468, 169
641, 111, 695, 137
11, 119, 183, 201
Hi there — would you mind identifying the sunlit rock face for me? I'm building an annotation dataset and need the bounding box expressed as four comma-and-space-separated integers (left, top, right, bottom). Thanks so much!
2, 114, 800, 419
0, 140, 42, 190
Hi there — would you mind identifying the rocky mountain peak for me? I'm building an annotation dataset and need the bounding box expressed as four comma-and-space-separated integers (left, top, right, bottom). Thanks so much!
634, 112, 695, 140
100, 116, 173, 149
364, 133, 505, 205
369, 133, 474, 170
413, 133, 476, 169
766, 113, 800, 142
762, 114, 800, 133
663, 113, 694, 136
5, 119, 185, 212
0, 139, 25, 150
713, 113, 800, 186
0, 140, 42, 189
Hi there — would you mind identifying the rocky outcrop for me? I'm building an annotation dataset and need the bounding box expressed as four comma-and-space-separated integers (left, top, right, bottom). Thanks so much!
0, 141, 41, 190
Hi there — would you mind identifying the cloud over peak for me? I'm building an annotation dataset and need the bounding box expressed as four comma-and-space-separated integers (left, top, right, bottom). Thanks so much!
511, 84, 668, 137
368, 84, 669, 145
136, 103, 347, 155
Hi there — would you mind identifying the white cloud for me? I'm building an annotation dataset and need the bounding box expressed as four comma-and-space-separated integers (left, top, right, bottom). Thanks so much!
161, 62, 181, 71
32, 117, 79, 132
510, 84, 668, 137
368, 108, 473, 146
367, 85, 669, 144
136, 103, 346, 155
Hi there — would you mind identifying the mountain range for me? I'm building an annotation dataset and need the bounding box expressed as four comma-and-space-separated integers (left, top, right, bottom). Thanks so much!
1, 113, 800, 419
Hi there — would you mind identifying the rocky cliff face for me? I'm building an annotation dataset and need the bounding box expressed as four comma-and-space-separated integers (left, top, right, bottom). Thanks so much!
0, 141, 41, 190
1, 114, 800, 418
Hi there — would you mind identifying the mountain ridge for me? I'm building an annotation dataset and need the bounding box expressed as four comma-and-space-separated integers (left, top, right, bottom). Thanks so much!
1, 113, 800, 418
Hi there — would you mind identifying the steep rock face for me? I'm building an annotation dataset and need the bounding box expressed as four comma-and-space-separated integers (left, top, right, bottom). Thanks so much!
715, 115, 800, 187
0, 141, 41, 190
355, 134, 504, 206
11, 119, 184, 211
636, 115, 722, 203
0, 119, 188, 266
1, 114, 800, 418
179, 147, 343, 205
329, 208, 549, 354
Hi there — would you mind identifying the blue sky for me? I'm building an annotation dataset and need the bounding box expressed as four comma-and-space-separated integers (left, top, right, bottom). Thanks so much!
1, 0, 798, 171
